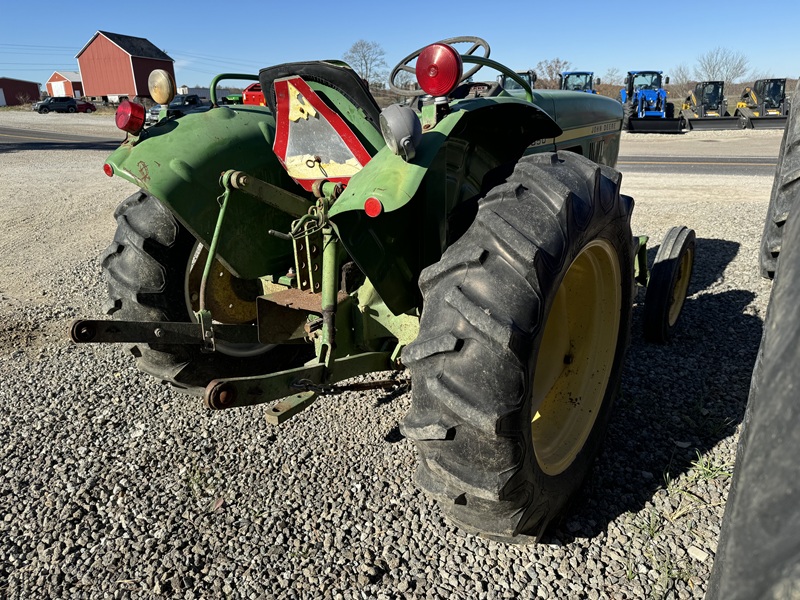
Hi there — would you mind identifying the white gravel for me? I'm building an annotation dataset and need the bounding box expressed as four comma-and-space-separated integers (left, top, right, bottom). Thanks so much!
0, 109, 781, 598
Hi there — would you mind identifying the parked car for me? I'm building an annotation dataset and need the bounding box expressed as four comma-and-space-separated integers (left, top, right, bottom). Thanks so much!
32, 97, 78, 114
145, 95, 212, 126
77, 100, 97, 113
145, 104, 162, 126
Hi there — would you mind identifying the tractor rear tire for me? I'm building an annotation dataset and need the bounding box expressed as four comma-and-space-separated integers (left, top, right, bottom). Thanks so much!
706, 175, 800, 600
401, 151, 635, 542
759, 80, 800, 278
101, 190, 308, 395
642, 226, 695, 343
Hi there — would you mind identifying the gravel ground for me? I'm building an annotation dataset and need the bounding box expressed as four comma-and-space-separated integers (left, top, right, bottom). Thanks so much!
0, 110, 782, 598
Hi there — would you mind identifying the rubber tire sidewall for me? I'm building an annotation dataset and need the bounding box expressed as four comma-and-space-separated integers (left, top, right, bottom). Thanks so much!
759, 79, 800, 278
402, 152, 634, 541
101, 190, 308, 395
642, 226, 696, 343
622, 102, 634, 131
706, 180, 800, 600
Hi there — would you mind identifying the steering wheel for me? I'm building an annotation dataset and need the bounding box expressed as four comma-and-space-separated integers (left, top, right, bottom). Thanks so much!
388, 36, 490, 97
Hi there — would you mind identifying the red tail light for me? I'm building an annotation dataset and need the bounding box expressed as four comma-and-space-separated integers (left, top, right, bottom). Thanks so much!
115, 100, 146, 134
364, 197, 383, 218
416, 43, 463, 97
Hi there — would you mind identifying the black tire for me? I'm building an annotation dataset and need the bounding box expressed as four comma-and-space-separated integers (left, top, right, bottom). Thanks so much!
101, 190, 308, 395
759, 80, 800, 278
67, 106, 76, 113
622, 102, 634, 131
666, 102, 675, 119
642, 226, 696, 343
84, 108, 93, 114
735, 107, 754, 129
706, 177, 800, 600
401, 152, 635, 542
39, 107, 49, 114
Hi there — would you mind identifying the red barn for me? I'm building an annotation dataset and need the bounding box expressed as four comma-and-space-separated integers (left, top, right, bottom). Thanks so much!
46, 71, 83, 98
76, 30, 174, 102
0, 77, 40, 106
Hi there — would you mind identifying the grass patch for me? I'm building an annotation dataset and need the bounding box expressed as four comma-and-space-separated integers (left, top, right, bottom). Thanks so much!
691, 451, 733, 481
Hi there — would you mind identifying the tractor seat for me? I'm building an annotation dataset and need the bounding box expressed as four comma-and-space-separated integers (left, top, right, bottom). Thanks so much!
259, 61, 382, 138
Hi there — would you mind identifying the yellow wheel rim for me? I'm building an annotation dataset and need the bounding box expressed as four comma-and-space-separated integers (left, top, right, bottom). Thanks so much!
185, 244, 270, 358
531, 239, 622, 476
667, 247, 693, 327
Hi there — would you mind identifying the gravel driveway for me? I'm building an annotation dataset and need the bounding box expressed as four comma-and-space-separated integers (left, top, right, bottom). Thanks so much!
0, 110, 782, 599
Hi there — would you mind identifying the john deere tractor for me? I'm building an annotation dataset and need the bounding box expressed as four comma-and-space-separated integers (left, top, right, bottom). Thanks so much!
619, 70, 684, 133
497, 69, 537, 96
71, 36, 695, 542
735, 78, 790, 129
559, 71, 599, 93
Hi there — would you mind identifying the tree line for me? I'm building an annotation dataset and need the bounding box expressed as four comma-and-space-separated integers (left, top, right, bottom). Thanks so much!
342, 40, 794, 106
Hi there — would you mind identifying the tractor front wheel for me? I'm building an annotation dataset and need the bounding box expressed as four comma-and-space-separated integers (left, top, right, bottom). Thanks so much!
101, 190, 308, 395
643, 226, 695, 343
402, 152, 635, 541
622, 102, 635, 131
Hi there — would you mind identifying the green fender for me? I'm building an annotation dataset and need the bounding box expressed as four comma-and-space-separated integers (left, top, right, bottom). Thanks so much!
330, 98, 561, 315
104, 105, 309, 279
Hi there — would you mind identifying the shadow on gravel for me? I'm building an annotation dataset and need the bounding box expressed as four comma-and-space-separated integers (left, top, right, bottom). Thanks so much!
0, 140, 121, 153
549, 237, 763, 542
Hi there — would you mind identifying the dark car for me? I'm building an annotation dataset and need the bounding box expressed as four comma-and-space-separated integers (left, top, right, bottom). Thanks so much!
76, 100, 97, 113
32, 97, 78, 114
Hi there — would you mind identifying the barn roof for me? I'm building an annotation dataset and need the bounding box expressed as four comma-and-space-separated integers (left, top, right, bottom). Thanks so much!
76, 31, 174, 62
0, 77, 40, 85
51, 71, 81, 82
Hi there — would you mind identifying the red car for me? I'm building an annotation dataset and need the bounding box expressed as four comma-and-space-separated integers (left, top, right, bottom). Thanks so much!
76, 100, 97, 113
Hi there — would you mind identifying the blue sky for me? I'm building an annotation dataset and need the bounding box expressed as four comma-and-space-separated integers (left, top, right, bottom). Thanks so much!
1, 1, 796, 89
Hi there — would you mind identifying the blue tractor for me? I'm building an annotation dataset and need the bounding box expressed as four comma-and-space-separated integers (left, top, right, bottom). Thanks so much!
559, 71, 598, 93
619, 70, 683, 133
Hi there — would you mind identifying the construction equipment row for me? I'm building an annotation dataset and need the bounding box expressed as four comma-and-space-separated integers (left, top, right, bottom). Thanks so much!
502, 66, 789, 133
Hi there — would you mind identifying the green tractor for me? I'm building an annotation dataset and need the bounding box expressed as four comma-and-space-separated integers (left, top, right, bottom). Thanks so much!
71, 36, 695, 542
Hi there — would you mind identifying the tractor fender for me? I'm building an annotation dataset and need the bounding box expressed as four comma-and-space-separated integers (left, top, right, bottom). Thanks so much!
331, 98, 560, 218
329, 99, 561, 315
104, 105, 306, 279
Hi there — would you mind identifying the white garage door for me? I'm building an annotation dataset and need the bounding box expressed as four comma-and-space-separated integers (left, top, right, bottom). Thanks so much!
52, 81, 65, 96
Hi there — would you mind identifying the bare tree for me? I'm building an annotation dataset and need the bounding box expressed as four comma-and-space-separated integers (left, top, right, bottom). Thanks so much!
343, 40, 388, 87
748, 69, 775, 81
693, 47, 750, 83
534, 58, 572, 89
602, 68, 623, 86
670, 63, 693, 87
